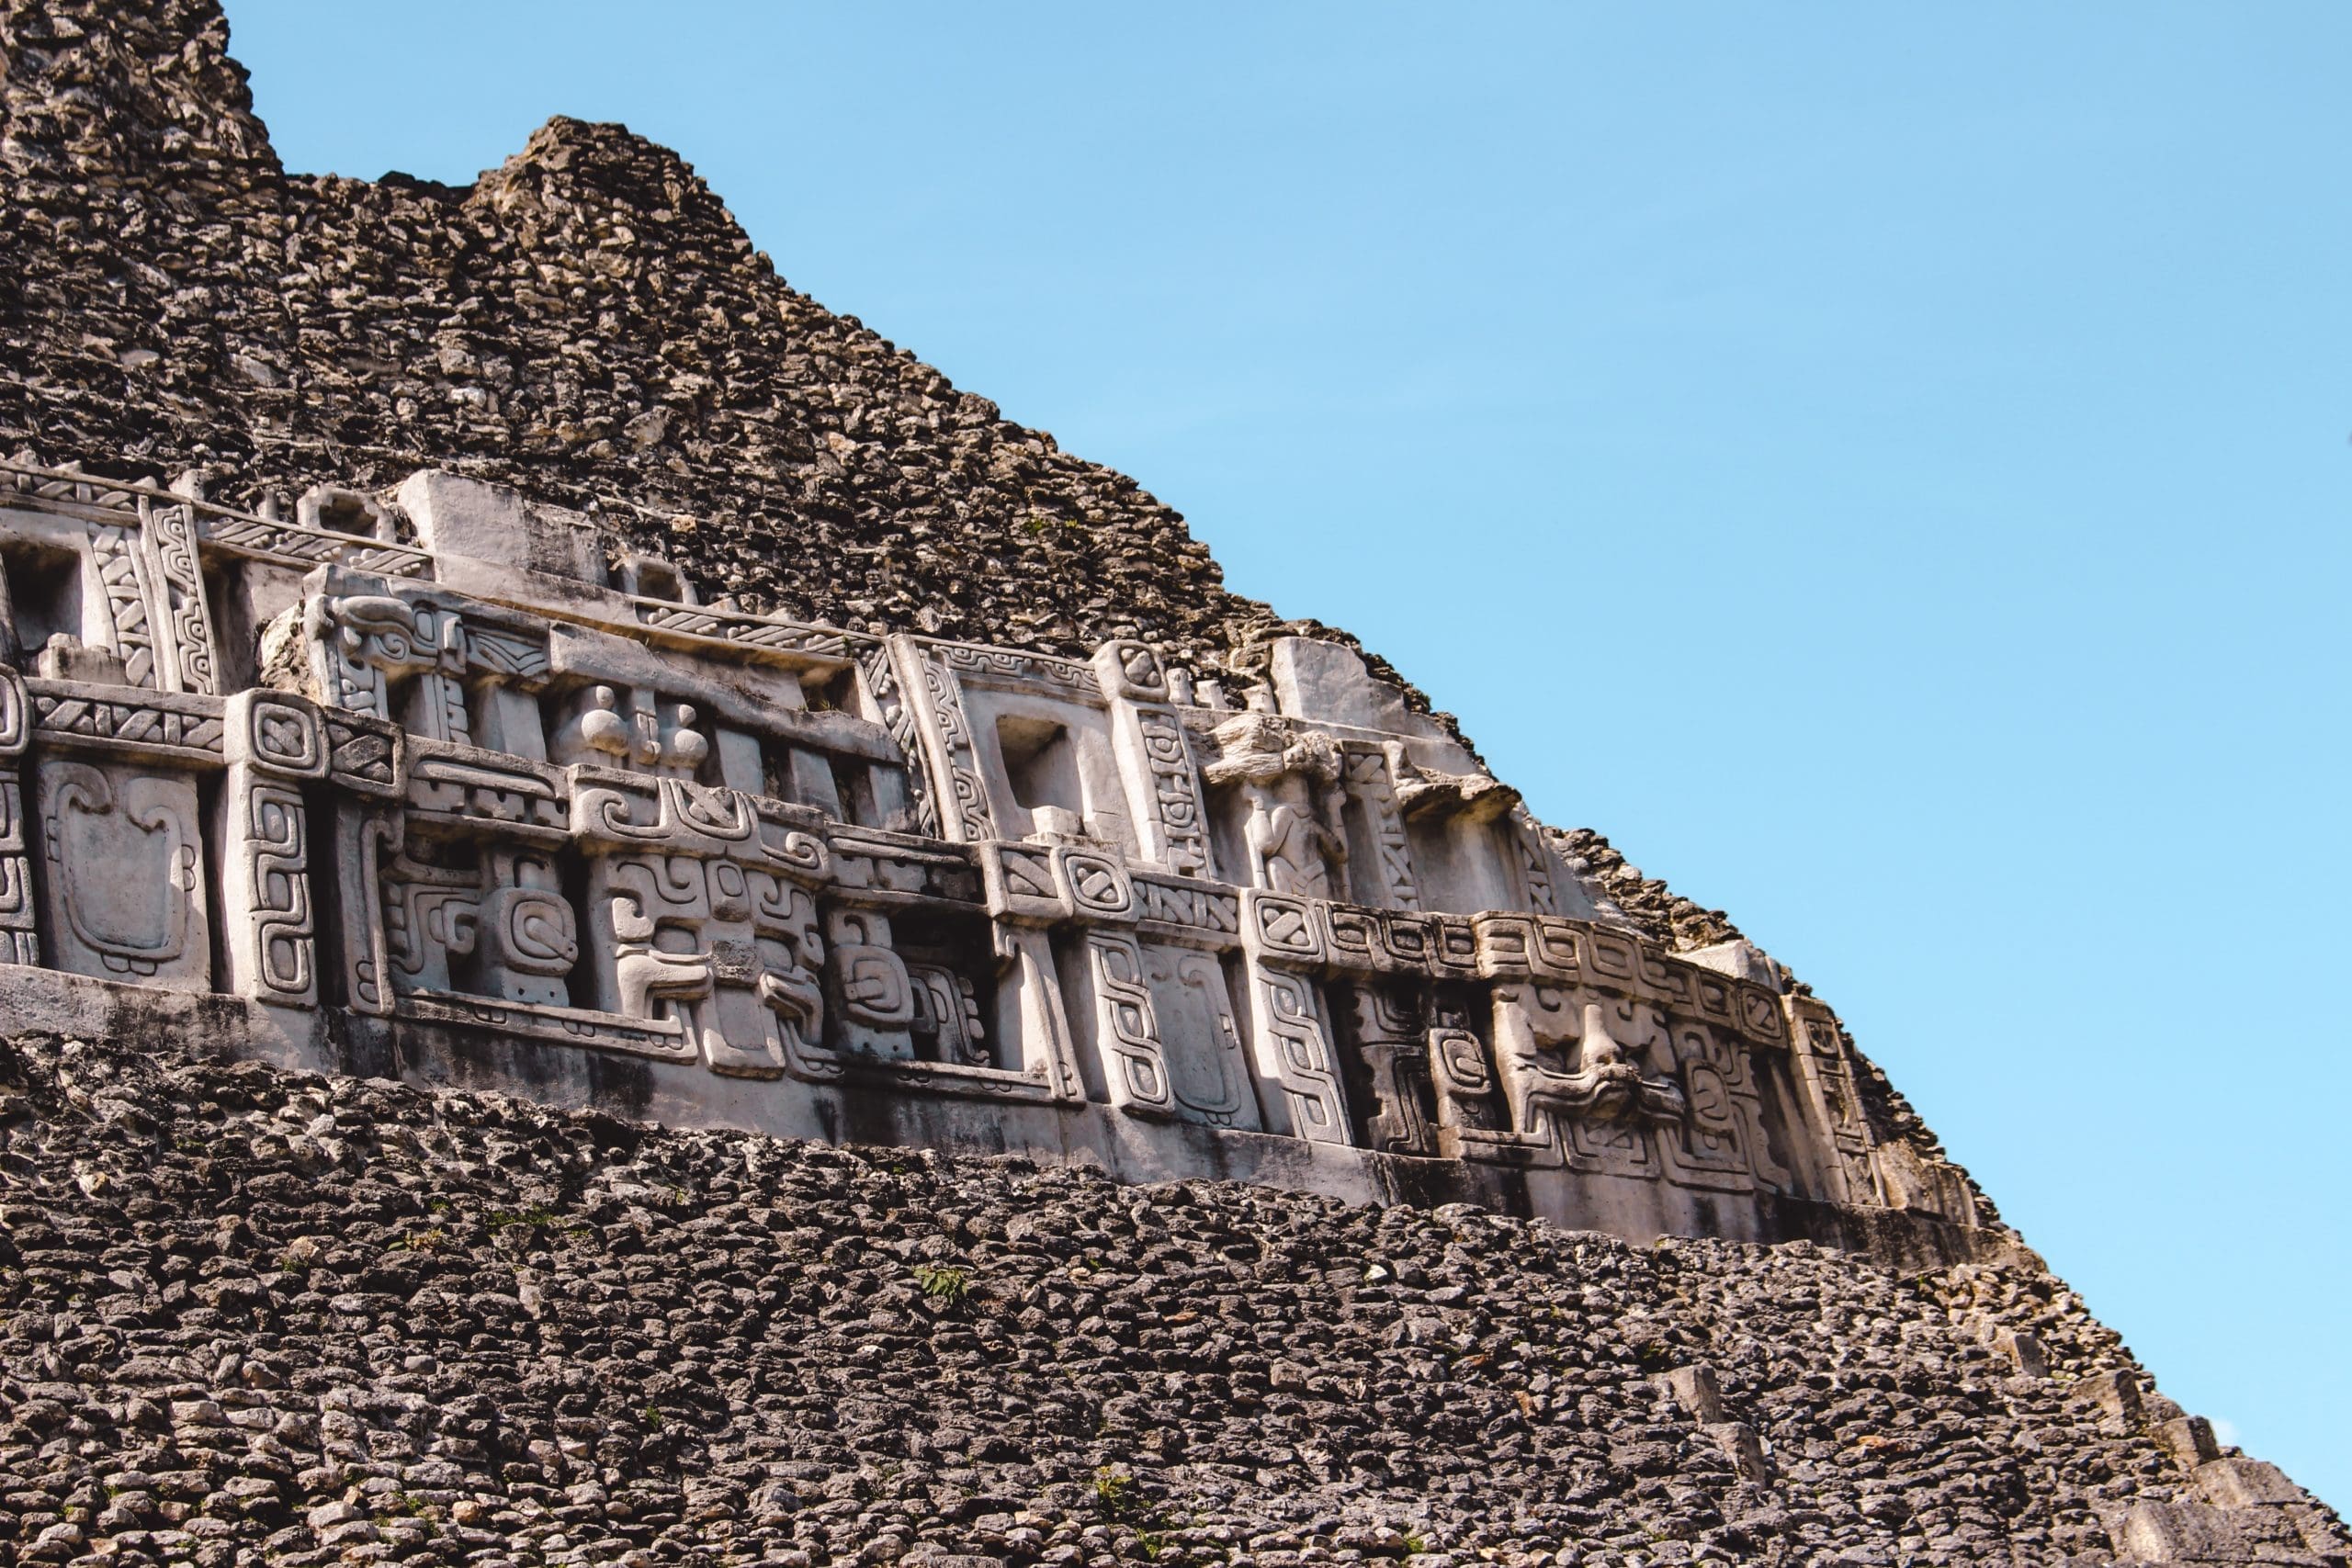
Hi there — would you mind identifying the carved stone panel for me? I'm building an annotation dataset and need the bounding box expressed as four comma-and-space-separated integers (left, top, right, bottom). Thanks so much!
1241, 956, 1352, 1145
34, 758, 209, 988
0, 775, 38, 966
0, 668, 34, 965
828, 907, 915, 1060
1340, 746, 1420, 911
1336, 985, 1438, 1156
1094, 639, 1215, 876
219, 777, 316, 1006
1140, 942, 1259, 1130
1487, 984, 1688, 1175
143, 500, 220, 696
1081, 927, 1176, 1117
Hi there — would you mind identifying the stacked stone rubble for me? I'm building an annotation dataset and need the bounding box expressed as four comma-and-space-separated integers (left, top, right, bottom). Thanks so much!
0, 1033, 2341, 1568
0, 0, 1421, 704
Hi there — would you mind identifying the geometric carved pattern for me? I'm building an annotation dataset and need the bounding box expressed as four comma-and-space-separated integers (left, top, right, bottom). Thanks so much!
0, 453, 1976, 1236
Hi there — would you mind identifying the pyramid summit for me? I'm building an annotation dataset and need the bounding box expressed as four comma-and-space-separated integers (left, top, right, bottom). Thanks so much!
0, 2, 2339, 1562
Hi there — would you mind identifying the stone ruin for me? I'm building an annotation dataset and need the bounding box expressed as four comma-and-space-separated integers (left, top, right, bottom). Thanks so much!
0, 3, 2342, 1557
0, 453, 1975, 1253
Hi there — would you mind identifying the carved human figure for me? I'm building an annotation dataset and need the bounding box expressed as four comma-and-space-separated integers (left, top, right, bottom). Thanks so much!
1202, 714, 1348, 900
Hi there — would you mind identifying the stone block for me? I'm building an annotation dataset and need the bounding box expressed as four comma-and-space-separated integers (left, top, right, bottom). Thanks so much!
1996, 1327, 2047, 1378
2073, 1369, 2144, 1424
2155, 1416, 2221, 1469
1702, 1421, 1770, 1483
397, 470, 605, 584
1267, 636, 1475, 769
1681, 938, 1781, 989
2193, 1457, 2303, 1508
2110, 1500, 2317, 1564
1657, 1363, 1726, 1423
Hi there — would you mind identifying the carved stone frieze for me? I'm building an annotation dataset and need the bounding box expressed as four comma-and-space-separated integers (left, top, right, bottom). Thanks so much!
0, 457, 1985, 1245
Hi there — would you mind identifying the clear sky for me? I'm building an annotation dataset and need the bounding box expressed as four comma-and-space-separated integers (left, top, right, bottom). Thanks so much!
223, 1, 2349, 1505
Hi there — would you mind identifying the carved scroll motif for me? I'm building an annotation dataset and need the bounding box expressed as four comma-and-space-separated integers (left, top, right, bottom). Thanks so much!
909, 964, 989, 1066
0, 776, 37, 966
913, 654, 996, 842
1346, 987, 1437, 1156
1133, 709, 1212, 876
1653, 1017, 1791, 1195
861, 645, 939, 837
310, 594, 469, 743
479, 874, 577, 1008
224, 784, 314, 1003
1084, 929, 1175, 1117
144, 501, 219, 695
1092, 639, 1214, 877
0, 671, 33, 964
1785, 998, 1882, 1205
941, 641, 1100, 695
338, 812, 401, 1015
220, 692, 328, 1007
829, 907, 915, 1059
1245, 959, 1352, 1145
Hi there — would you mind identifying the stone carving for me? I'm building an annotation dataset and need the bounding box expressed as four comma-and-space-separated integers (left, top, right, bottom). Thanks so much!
0, 456, 1984, 1247
30, 681, 225, 761
860, 644, 939, 837
629, 598, 852, 659
912, 649, 997, 842
828, 907, 916, 1059
35, 760, 208, 987
1095, 641, 1213, 877
1084, 928, 1176, 1116
1341, 747, 1420, 910
1136, 873, 1240, 941
909, 964, 988, 1066
1203, 714, 1348, 899
0, 667, 35, 965
1245, 960, 1352, 1144
309, 593, 465, 733
478, 874, 577, 1007
87, 522, 157, 689
1141, 943, 1258, 1129
145, 500, 220, 695
1391, 750, 1521, 823
291, 587, 551, 750
220, 779, 314, 1003
1343, 986, 1437, 1156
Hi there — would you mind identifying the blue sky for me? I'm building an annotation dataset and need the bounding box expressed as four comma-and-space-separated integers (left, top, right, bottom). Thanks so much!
225, 2, 2349, 1504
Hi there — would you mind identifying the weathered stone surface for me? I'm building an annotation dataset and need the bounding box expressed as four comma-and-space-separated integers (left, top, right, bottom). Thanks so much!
0, 1030, 2341, 1568
0, 2, 2341, 1560
0, 453, 1993, 1253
